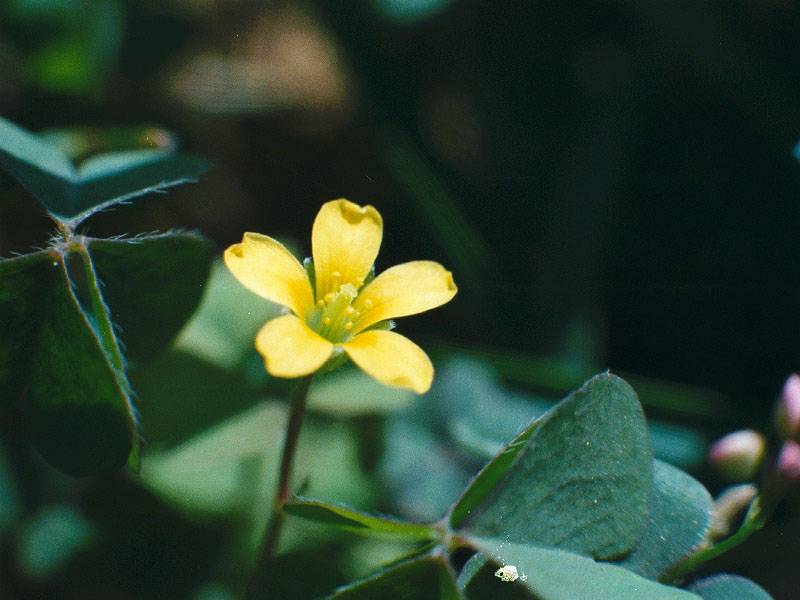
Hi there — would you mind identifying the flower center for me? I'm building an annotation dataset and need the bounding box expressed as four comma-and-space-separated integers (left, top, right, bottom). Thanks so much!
305, 280, 372, 343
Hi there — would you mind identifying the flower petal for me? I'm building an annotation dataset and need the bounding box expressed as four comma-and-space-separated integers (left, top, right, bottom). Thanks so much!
342, 330, 433, 394
312, 199, 383, 299
255, 315, 333, 378
225, 232, 314, 316
352, 261, 457, 332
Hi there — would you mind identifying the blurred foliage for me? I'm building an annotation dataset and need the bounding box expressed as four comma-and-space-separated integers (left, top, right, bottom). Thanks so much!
1, 0, 799, 597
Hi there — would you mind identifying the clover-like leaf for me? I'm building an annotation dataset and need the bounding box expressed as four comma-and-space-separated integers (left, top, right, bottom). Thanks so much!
463, 540, 700, 600
453, 373, 652, 560
87, 232, 212, 364
27, 251, 137, 475
284, 498, 438, 541
327, 553, 460, 599
688, 575, 773, 599
617, 460, 713, 580
0, 251, 58, 408
0, 116, 204, 226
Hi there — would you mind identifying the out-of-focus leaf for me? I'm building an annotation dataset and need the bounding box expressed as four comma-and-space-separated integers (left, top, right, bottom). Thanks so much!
25, 0, 123, 95
618, 461, 713, 580
174, 260, 281, 370
454, 374, 652, 560
378, 359, 544, 522
0, 250, 56, 407
380, 419, 472, 522
28, 254, 137, 475
40, 125, 177, 162
466, 540, 699, 600
17, 505, 97, 579
0, 445, 20, 534
308, 368, 414, 416
648, 422, 707, 470
284, 499, 437, 540
0, 116, 72, 200
87, 232, 212, 364
432, 343, 729, 419
132, 350, 262, 447
0, 116, 205, 226
327, 553, 459, 599
689, 575, 773, 599
248, 548, 349, 600
375, 0, 457, 23
142, 402, 374, 523
195, 583, 238, 600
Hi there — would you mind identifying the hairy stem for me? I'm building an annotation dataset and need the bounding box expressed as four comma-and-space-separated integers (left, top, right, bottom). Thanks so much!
246, 375, 314, 595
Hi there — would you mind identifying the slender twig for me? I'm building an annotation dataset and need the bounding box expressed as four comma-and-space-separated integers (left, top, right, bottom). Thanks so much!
246, 375, 314, 596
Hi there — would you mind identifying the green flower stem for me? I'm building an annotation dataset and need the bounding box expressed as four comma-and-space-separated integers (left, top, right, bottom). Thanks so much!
247, 375, 314, 593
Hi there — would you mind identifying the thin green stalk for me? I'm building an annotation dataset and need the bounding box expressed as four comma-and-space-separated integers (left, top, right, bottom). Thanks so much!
74, 240, 126, 374
246, 375, 314, 596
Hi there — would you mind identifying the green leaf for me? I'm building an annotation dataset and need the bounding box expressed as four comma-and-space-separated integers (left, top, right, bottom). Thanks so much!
28, 253, 137, 475
617, 460, 713, 580
454, 373, 652, 560
381, 418, 473, 522
308, 367, 414, 416
174, 260, 282, 370
468, 540, 700, 600
327, 553, 460, 600
141, 403, 374, 525
0, 116, 205, 226
0, 251, 58, 407
17, 504, 97, 579
131, 350, 262, 447
689, 575, 773, 600
0, 445, 20, 534
68, 150, 206, 224
87, 232, 212, 363
284, 498, 438, 541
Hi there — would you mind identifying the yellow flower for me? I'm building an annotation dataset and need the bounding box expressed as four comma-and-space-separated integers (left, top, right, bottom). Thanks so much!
224, 199, 457, 393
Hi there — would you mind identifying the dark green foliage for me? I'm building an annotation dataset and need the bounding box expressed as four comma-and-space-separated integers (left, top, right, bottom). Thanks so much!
0, 251, 56, 408
0, 115, 210, 475
87, 233, 212, 364
28, 253, 135, 475
328, 554, 459, 600
0, 116, 205, 226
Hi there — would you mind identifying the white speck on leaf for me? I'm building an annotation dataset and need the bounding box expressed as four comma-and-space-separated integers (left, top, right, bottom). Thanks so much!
494, 565, 520, 583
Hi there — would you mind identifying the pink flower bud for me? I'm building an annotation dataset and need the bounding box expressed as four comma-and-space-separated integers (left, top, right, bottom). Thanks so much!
777, 440, 800, 482
709, 430, 766, 482
774, 374, 800, 441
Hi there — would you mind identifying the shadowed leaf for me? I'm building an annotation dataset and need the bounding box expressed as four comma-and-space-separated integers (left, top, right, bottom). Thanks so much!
88, 232, 212, 364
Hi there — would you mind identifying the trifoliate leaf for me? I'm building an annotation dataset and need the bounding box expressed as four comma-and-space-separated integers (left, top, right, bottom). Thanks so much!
454, 373, 652, 560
